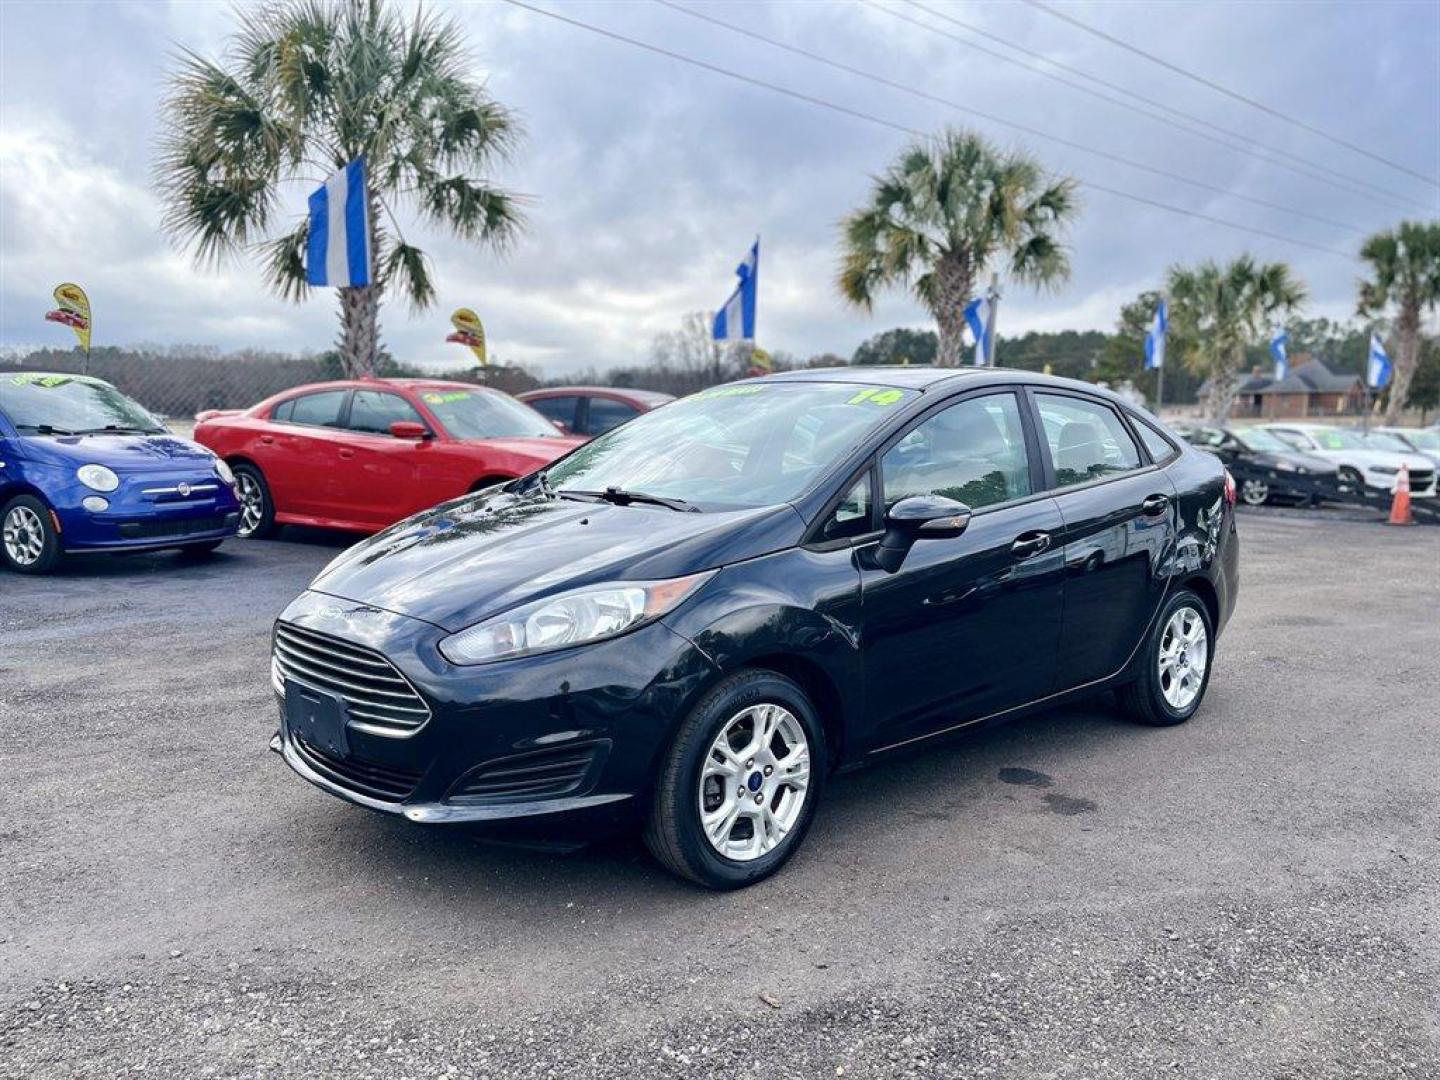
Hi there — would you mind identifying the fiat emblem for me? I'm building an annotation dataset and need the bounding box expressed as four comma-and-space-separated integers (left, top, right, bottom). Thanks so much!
177, 482, 191, 497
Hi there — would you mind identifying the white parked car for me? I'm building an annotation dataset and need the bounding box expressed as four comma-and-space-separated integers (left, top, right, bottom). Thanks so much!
1259, 423, 1436, 496
1371, 426, 1440, 471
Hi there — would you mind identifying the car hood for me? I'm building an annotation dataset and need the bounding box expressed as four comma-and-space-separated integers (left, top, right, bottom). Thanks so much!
16, 433, 218, 473
310, 488, 804, 632
453, 435, 586, 459
1312, 447, 1431, 470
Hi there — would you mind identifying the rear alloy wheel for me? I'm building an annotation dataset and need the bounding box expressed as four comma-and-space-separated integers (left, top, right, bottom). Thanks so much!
1116, 588, 1214, 726
1239, 479, 1269, 506
232, 463, 276, 539
646, 670, 825, 889
1, 495, 62, 574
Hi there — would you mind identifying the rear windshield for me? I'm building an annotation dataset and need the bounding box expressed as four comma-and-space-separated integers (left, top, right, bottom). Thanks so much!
0, 374, 164, 435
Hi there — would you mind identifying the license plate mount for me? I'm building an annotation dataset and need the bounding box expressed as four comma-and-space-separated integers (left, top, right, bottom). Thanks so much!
285, 681, 350, 759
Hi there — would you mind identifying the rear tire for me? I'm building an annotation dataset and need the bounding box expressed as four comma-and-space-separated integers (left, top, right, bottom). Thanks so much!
232, 463, 277, 539
645, 670, 825, 889
1116, 588, 1214, 727
1, 495, 62, 574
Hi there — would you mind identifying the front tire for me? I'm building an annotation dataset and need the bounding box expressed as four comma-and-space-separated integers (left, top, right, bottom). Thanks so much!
232, 463, 277, 539
645, 670, 825, 889
1, 495, 62, 574
1116, 589, 1215, 727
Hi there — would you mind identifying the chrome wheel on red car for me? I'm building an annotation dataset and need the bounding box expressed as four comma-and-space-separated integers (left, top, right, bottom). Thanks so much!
232, 463, 276, 539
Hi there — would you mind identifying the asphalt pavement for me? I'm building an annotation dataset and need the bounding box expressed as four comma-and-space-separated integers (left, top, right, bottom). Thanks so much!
2, 511, 1437, 1078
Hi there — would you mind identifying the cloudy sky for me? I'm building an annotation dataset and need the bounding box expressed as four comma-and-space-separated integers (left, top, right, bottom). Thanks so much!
1, 0, 1437, 377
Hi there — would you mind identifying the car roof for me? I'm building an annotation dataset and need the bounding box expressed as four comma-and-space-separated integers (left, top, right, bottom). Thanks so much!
520, 386, 674, 404
754, 365, 1131, 400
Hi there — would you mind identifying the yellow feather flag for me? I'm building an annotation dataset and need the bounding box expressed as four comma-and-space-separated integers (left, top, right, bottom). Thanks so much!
45, 282, 91, 351
445, 308, 487, 365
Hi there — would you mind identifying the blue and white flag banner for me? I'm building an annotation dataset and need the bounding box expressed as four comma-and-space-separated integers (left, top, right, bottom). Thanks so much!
306, 157, 372, 288
1143, 299, 1167, 371
964, 296, 993, 366
1270, 327, 1289, 381
712, 239, 759, 341
1367, 333, 1392, 389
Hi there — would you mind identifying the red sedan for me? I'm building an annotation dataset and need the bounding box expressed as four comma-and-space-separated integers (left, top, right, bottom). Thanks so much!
194, 379, 582, 537
518, 386, 673, 437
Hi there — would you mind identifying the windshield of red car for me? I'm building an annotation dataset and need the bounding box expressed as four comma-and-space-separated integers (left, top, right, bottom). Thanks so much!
0, 374, 165, 435
544, 381, 919, 510
418, 388, 561, 440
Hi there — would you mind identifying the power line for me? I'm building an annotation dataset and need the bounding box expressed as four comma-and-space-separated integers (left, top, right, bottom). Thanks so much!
892, 0, 1428, 212
873, 0, 1430, 214
654, 0, 1365, 235
498, 0, 1355, 259
1022, 0, 1440, 190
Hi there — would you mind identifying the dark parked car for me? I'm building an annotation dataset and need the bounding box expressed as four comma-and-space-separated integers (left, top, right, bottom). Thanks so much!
518, 386, 673, 437
270, 368, 1239, 888
1179, 425, 1337, 505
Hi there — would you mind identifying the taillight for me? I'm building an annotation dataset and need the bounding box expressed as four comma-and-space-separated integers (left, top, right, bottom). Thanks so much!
1223, 469, 1237, 506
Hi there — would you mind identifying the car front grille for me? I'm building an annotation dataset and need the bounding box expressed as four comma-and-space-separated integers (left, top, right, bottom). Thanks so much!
445, 741, 608, 805
1408, 470, 1434, 491
272, 622, 430, 736
118, 514, 234, 540
292, 734, 422, 802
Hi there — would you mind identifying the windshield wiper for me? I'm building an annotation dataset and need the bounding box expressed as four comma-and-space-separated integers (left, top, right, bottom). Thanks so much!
559, 487, 700, 513
20, 424, 78, 436
75, 424, 164, 435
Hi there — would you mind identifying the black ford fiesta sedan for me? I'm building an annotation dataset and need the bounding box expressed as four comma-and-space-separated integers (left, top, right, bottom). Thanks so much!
270, 367, 1239, 888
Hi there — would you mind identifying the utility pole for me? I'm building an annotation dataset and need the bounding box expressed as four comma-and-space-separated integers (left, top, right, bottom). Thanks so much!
983, 274, 1000, 366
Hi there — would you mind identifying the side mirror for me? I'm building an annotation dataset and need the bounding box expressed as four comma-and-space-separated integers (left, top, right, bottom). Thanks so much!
873, 495, 971, 573
390, 420, 430, 440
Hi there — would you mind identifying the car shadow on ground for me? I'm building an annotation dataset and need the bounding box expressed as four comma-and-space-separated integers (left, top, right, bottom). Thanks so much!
40, 526, 357, 578
278, 698, 1139, 904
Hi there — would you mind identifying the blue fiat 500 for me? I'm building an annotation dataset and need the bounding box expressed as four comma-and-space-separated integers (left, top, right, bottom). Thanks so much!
0, 372, 241, 573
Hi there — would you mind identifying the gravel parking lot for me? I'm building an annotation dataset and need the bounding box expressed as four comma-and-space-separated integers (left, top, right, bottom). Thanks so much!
2, 511, 1437, 1079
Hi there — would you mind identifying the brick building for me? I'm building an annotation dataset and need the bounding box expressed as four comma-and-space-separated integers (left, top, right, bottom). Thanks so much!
1224, 355, 1367, 419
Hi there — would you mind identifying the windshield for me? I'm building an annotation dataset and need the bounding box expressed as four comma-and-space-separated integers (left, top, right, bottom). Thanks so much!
418, 388, 560, 440
1236, 428, 1290, 452
1364, 432, 1412, 452
0, 374, 164, 434
544, 381, 919, 510
1307, 427, 1366, 450
1400, 429, 1439, 450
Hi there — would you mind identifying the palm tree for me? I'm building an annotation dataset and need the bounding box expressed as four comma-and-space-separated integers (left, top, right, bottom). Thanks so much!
838, 129, 1079, 367
1357, 221, 1440, 421
155, 0, 523, 377
1167, 255, 1306, 424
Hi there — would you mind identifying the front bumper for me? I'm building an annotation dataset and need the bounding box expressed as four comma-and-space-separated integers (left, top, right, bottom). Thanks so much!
269, 590, 719, 838
50, 471, 242, 552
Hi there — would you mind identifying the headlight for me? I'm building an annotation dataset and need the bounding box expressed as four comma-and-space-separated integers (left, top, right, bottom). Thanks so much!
76, 464, 119, 492
1372, 465, 1398, 476
439, 572, 713, 665
214, 458, 236, 485
1273, 461, 1298, 473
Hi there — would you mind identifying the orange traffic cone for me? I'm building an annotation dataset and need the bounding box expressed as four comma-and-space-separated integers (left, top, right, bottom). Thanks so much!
1387, 464, 1414, 526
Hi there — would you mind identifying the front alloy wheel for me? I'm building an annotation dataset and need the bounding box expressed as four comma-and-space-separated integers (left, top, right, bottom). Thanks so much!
231, 463, 276, 539
1, 496, 61, 574
698, 703, 812, 861
646, 669, 826, 889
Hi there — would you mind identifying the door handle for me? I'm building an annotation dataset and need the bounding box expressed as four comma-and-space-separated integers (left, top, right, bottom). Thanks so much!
1011, 531, 1052, 559
260, 435, 274, 444
1141, 493, 1170, 515
338, 449, 355, 460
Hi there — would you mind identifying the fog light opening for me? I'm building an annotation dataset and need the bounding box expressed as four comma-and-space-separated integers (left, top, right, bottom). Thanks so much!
82, 496, 109, 513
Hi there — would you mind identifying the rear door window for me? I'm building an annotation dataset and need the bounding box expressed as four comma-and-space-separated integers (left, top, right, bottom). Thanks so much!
586, 397, 640, 435
528, 396, 579, 431
1035, 394, 1142, 489
285, 390, 348, 428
